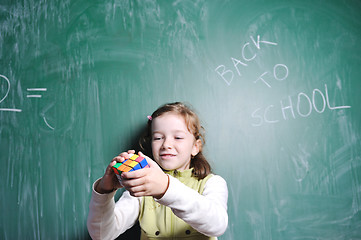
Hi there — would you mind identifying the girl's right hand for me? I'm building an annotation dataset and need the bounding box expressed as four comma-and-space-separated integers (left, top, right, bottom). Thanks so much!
95, 150, 136, 194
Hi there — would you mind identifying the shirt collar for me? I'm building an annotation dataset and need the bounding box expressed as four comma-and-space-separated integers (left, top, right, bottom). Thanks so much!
164, 168, 194, 178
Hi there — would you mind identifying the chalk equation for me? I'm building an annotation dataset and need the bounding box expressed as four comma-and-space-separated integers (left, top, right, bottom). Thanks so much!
214, 35, 351, 126
0, 74, 55, 130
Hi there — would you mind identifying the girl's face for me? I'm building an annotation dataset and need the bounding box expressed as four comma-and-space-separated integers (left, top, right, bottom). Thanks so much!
151, 113, 201, 171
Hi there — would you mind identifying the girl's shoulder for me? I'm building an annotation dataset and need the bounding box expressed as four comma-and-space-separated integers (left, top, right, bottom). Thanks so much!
203, 174, 228, 191
206, 173, 227, 182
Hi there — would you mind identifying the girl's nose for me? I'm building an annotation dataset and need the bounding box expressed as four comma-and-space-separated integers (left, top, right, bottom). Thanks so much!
162, 137, 172, 149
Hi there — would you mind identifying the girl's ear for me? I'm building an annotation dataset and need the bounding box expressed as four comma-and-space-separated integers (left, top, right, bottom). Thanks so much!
191, 139, 202, 157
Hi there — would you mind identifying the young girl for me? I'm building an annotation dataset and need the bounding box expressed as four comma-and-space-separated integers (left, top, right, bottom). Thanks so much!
87, 102, 228, 240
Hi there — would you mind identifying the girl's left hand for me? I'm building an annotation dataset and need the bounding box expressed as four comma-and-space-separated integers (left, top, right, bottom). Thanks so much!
121, 152, 169, 199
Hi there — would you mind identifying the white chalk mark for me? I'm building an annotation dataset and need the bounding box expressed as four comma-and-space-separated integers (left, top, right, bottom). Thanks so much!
27, 95, 42, 98
26, 88, 47, 98
251, 84, 352, 127
273, 64, 289, 81
254, 71, 271, 88
0, 74, 10, 104
43, 116, 55, 130
325, 84, 351, 110
27, 88, 47, 91
0, 108, 22, 112
242, 42, 256, 61
0, 74, 22, 112
215, 65, 234, 86
250, 35, 278, 49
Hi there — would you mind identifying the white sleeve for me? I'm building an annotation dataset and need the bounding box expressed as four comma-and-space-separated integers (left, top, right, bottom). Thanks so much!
156, 175, 228, 237
87, 179, 140, 240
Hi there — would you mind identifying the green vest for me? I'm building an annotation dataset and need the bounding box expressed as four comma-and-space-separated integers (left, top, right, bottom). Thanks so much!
138, 169, 215, 240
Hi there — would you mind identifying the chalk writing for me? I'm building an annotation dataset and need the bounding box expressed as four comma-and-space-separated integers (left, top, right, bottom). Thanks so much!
27, 88, 47, 98
254, 64, 289, 88
0, 74, 22, 112
215, 34, 352, 126
0, 74, 54, 130
215, 35, 278, 86
43, 116, 55, 130
251, 84, 351, 127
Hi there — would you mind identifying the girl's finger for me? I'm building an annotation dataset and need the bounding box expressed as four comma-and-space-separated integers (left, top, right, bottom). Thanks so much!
119, 150, 135, 158
105, 160, 116, 174
121, 176, 144, 188
127, 185, 147, 197
121, 168, 147, 180
112, 156, 125, 163
129, 190, 146, 198
110, 160, 117, 167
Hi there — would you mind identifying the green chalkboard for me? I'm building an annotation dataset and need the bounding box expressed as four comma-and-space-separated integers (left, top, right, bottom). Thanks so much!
1, 0, 361, 239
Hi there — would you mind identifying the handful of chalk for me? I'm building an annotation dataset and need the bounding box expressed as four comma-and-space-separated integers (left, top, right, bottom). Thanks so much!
112, 153, 149, 183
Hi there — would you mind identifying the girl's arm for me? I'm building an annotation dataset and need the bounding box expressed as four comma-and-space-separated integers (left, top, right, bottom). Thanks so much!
156, 175, 228, 237
87, 179, 140, 240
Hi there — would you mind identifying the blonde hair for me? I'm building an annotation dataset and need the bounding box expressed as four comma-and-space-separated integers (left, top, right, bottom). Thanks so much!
139, 102, 212, 179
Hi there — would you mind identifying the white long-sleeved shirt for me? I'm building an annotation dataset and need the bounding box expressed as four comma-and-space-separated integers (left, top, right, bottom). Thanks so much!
87, 172, 228, 240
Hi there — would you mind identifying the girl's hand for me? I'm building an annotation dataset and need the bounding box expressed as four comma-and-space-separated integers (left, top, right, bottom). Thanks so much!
121, 152, 169, 199
95, 150, 136, 194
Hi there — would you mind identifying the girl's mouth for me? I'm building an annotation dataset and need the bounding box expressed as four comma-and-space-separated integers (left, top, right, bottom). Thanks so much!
160, 154, 176, 159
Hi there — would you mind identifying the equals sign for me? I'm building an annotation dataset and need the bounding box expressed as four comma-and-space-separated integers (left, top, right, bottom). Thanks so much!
27, 88, 47, 98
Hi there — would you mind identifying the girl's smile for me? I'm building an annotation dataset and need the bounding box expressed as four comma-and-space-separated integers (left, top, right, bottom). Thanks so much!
160, 153, 176, 159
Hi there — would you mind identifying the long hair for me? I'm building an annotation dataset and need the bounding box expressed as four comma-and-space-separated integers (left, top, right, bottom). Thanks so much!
139, 102, 212, 179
